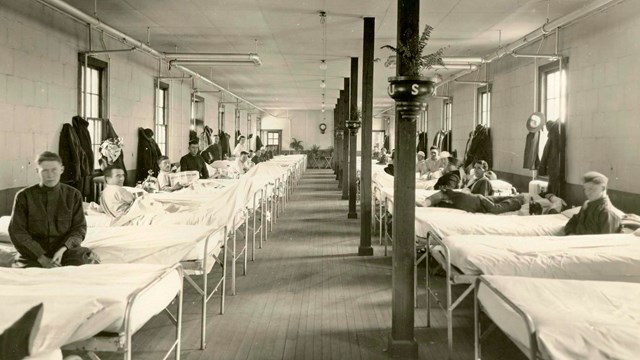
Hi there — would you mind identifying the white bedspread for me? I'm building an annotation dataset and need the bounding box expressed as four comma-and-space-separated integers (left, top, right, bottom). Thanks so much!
443, 233, 640, 282
478, 276, 640, 360
0, 264, 180, 357
418, 212, 568, 238
83, 225, 221, 264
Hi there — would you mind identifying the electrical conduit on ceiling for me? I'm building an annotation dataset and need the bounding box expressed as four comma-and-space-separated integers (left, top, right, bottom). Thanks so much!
34, 0, 272, 116
436, 0, 628, 88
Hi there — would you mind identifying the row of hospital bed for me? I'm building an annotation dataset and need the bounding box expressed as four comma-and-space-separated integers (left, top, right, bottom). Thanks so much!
364, 157, 640, 359
0, 155, 307, 360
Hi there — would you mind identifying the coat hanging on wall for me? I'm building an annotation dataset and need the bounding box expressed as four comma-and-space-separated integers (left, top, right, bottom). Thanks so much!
136, 127, 162, 182
538, 120, 565, 197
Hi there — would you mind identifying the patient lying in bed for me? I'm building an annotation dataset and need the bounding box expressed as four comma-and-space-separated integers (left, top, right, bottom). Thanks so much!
419, 188, 525, 214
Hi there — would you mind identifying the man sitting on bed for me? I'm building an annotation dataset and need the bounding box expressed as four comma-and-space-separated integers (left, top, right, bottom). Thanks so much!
100, 165, 137, 218
564, 171, 622, 235
431, 158, 462, 190
157, 156, 183, 192
465, 160, 495, 196
8, 151, 98, 268
180, 140, 209, 179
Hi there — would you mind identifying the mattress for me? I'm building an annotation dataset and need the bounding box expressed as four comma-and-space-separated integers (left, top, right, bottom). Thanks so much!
442, 233, 640, 282
477, 276, 640, 360
417, 211, 568, 238
0, 264, 181, 356
0, 223, 223, 270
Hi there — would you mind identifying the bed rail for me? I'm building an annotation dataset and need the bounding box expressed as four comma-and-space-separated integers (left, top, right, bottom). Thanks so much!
474, 276, 538, 360
231, 208, 249, 295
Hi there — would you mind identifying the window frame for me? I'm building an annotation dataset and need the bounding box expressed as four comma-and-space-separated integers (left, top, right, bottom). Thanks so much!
191, 95, 205, 131
78, 55, 108, 170
155, 81, 169, 156
476, 85, 491, 127
537, 59, 568, 160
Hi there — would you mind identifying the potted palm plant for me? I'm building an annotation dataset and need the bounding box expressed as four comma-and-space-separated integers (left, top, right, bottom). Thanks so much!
382, 24, 445, 116
289, 138, 304, 154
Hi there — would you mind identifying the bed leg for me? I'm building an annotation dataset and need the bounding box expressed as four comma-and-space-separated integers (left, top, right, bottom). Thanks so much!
447, 275, 453, 356
426, 241, 431, 327
176, 282, 183, 360
252, 210, 256, 261
244, 215, 248, 276
201, 262, 208, 349
232, 229, 237, 296
221, 232, 227, 315
474, 282, 481, 360
125, 331, 133, 360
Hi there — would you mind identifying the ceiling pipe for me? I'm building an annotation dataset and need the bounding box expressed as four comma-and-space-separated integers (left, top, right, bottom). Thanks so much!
429, 64, 478, 70
34, 0, 272, 115
441, 56, 486, 63
436, 0, 627, 88
512, 53, 560, 60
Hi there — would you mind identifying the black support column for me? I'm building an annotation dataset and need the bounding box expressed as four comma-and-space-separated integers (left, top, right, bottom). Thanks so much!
341, 77, 350, 200
348, 57, 359, 219
359, 17, 375, 255
336, 92, 344, 184
389, 0, 419, 358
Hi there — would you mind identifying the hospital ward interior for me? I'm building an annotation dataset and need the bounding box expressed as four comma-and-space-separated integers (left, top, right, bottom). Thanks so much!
1, 0, 640, 359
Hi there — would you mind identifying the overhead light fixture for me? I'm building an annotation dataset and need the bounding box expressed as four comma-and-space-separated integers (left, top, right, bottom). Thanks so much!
319, 11, 328, 106
166, 53, 262, 66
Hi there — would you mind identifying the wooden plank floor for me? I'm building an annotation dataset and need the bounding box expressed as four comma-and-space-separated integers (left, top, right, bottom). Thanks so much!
89, 169, 525, 360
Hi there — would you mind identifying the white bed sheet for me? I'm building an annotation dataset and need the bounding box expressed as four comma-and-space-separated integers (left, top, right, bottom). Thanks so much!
417, 211, 568, 238
0, 264, 181, 356
478, 276, 640, 360
443, 233, 640, 282
83, 225, 223, 265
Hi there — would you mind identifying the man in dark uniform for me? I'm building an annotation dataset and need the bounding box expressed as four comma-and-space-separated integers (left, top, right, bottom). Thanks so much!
9, 151, 98, 267
201, 134, 222, 164
565, 171, 622, 235
180, 139, 209, 179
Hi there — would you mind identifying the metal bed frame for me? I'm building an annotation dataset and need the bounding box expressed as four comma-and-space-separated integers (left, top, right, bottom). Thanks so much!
422, 230, 477, 356
179, 224, 228, 349
230, 209, 249, 296
63, 263, 185, 360
474, 276, 538, 360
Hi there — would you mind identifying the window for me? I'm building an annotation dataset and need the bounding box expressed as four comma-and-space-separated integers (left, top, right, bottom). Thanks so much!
442, 99, 452, 131
539, 61, 566, 123
79, 56, 108, 169
538, 60, 567, 158
477, 85, 491, 127
267, 132, 279, 146
191, 95, 204, 131
155, 82, 169, 156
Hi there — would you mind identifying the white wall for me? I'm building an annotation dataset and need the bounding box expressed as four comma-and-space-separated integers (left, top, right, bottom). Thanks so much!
425, 0, 640, 195
0, 0, 229, 190
261, 110, 334, 151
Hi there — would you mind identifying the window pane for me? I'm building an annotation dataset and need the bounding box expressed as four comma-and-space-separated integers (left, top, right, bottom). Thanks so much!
91, 69, 99, 93
90, 95, 99, 118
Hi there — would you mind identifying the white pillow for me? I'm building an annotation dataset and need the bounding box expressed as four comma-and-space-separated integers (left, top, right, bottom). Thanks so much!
490, 179, 514, 191
0, 216, 11, 244
561, 206, 581, 218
